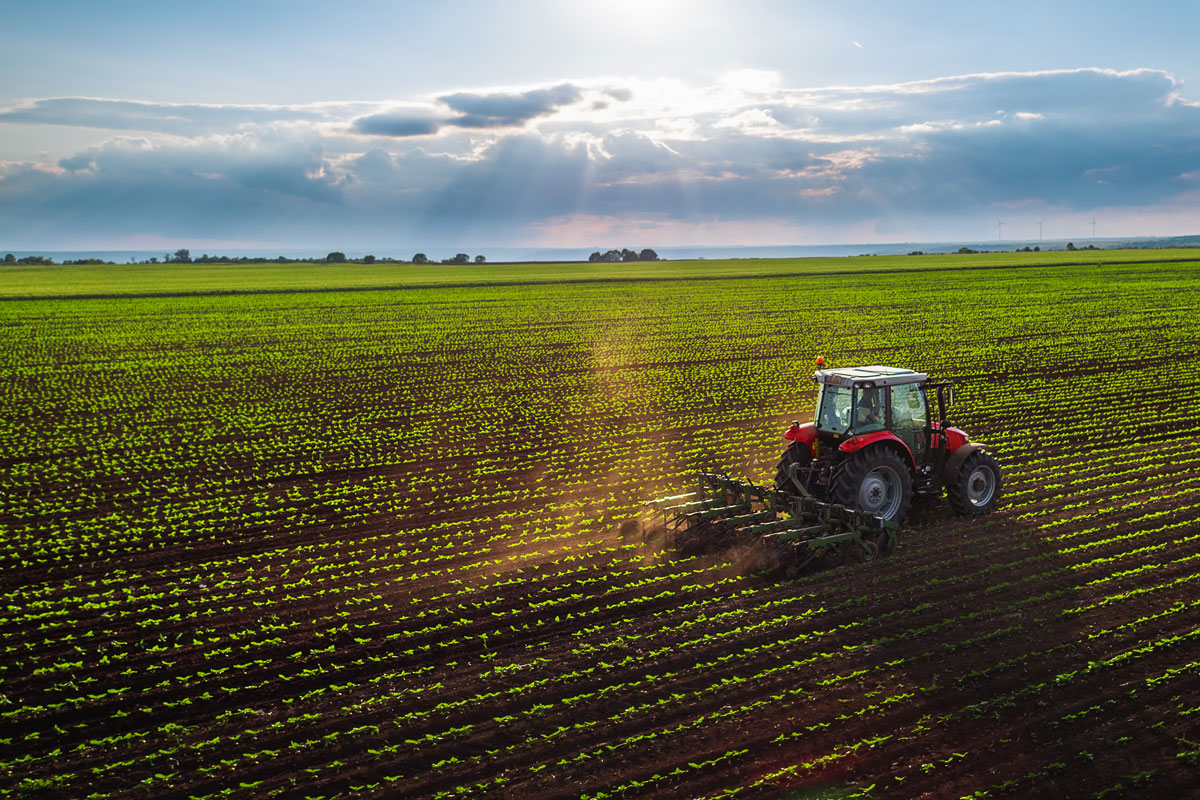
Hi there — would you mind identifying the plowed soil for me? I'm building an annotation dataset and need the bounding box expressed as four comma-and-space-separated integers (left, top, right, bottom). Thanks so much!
2, 257, 1199, 799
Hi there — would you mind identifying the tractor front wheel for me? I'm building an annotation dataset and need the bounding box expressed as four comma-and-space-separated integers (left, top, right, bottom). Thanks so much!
773, 442, 812, 491
832, 447, 913, 525
948, 449, 1002, 515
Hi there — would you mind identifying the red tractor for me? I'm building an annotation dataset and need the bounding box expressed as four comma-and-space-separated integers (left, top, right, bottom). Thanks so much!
775, 364, 1002, 526
649, 363, 1002, 568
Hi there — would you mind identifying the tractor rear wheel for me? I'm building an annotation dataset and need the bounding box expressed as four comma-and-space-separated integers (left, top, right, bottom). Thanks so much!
773, 442, 812, 491
832, 447, 913, 525
948, 449, 1002, 515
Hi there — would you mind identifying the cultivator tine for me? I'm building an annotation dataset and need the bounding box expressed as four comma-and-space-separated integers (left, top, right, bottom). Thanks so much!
642, 468, 899, 570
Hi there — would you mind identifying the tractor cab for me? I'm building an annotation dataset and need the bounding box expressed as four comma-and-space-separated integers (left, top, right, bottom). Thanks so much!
810, 365, 958, 466
775, 359, 997, 528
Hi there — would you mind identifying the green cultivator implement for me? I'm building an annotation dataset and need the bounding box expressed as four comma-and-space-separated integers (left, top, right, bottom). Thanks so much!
649, 472, 899, 576
646, 361, 1002, 573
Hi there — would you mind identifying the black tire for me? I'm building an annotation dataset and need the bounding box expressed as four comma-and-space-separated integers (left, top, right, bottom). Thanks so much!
859, 539, 878, 563
948, 449, 1003, 515
832, 447, 913, 525
773, 442, 812, 490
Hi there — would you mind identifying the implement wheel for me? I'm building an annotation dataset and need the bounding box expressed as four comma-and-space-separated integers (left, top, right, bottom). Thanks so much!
948, 449, 1003, 515
832, 447, 913, 525
874, 528, 897, 557
860, 539, 879, 563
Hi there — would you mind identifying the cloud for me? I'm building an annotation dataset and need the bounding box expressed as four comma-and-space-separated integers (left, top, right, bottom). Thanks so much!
0, 96, 348, 135
352, 112, 442, 137
438, 82, 583, 128
2, 68, 1199, 248
349, 82, 591, 138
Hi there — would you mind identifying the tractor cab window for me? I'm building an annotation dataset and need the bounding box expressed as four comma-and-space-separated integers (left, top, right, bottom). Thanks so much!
890, 382, 928, 457
816, 384, 854, 434
853, 386, 886, 434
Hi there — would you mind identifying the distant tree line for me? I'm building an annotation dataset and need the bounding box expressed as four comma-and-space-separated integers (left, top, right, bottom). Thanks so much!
5, 241, 1115, 267
588, 248, 659, 263
126, 249, 489, 265
3, 253, 115, 265
403, 253, 486, 265
947, 245, 1042, 255
1, 250, 495, 266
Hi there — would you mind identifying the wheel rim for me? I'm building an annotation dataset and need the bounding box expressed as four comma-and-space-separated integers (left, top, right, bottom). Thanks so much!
857, 465, 902, 520
966, 465, 997, 507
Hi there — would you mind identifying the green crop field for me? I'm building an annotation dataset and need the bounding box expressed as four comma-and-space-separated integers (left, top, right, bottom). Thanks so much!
2, 251, 1199, 799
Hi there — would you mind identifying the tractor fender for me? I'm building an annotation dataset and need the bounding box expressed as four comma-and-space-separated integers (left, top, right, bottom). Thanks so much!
943, 441, 984, 483
783, 421, 817, 456
838, 430, 917, 474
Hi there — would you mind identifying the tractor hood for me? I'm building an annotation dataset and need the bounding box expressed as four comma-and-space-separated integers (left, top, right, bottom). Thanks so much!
784, 421, 817, 445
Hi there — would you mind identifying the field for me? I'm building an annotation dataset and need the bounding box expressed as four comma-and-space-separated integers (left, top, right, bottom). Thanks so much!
2, 251, 1199, 799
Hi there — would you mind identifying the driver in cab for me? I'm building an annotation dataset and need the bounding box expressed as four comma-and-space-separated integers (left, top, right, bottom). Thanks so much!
855, 387, 885, 433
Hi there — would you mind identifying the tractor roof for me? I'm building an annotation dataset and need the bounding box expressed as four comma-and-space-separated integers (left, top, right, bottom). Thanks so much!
813, 365, 928, 388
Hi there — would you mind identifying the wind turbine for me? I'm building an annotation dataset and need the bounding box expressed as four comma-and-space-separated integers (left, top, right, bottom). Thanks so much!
1036, 220, 1044, 241
996, 220, 1005, 242
1091, 218, 1097, 241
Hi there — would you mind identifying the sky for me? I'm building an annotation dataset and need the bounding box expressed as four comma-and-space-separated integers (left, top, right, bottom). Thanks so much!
2, 0, 1199, 253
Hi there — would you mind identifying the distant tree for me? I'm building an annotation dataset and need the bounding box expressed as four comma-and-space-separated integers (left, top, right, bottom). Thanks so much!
620, 248, 639, 262
474, 255, 486, 264
638, 248, 659, 261
441, 253, 470, 265
3, 253, 14, 264
602, 249, 623, 263
908, 251, 925, 256
588, 251, 603, 262
1066, 242, 1076, 251
172, 248, 191, 263
955, 246, 978, 254
326, 251, 347, 263
1033, 246, 1040, 252
149, 257, 158, 263
362, 254, 376, 264
412, 253, 429, 264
